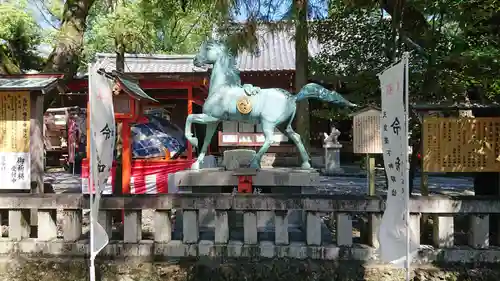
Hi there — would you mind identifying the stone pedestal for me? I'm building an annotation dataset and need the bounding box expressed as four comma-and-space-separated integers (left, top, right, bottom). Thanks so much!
322, 143, 344, 175
222, 149, 256, 170
321, 125, 344, 175
172, 166, 320, 240
172, 148, 325, 241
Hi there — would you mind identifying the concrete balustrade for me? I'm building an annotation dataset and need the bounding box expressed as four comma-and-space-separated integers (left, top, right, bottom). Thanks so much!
0, 194, 498, 263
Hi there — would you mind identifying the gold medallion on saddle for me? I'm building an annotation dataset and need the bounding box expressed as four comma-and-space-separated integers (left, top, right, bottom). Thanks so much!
236, 84, 261, 114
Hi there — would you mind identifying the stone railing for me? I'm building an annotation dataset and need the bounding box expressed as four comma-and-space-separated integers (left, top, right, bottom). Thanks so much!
0, 193, 499, 263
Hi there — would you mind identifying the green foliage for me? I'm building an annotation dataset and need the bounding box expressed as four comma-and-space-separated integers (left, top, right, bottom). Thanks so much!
83, 1, 155, 61
309, 0, 500, 121
83, 0, 215, 66
0, 1, 44, 72
311, 5, 393, 107
138, 0, 216, 53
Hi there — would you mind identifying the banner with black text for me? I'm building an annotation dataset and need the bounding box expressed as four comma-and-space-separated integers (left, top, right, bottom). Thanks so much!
88, 60, 116, 281
377, 55, 419, 267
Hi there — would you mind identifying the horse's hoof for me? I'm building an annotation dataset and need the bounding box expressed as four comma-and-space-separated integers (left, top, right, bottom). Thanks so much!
191, 161, 201, 170
249, 160, 261, 169
188, 137, 199, 148
301, 162, 312, 169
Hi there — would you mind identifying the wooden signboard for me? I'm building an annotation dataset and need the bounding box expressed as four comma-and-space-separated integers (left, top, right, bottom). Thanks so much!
423, 117, 500, 172
0, 91, 31, 189
351, 108, 382, 154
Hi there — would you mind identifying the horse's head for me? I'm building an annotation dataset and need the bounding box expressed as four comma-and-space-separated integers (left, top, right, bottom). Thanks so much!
193, 39, 227, 67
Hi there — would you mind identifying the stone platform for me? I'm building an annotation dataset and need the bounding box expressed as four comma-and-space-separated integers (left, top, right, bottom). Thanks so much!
173, 167, 320, 194
171, 167, 327, 241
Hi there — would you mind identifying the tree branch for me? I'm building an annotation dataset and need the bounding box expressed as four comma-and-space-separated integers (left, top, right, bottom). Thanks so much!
175, 21, 199, 46
380, 0, 433, 49
33, 0, 61, 30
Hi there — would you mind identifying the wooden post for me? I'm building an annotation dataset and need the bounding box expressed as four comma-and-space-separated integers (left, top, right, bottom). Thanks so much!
420, 117, 431, 235
366, 153, 379, 247
30, 93, 45, 227
121, 120, 131, 194
420, 136, 429, 196
367, 154, 376, 196
86, 101, 90, 161
187, 86, 193, 160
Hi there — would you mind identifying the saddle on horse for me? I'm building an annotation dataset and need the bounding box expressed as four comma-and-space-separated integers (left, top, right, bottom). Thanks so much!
242, 84, 261, 96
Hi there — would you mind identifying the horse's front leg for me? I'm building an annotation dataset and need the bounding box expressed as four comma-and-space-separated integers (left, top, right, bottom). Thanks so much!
184, 114, 220, 170
249, 122, 275, 168
192, 121, 219, 170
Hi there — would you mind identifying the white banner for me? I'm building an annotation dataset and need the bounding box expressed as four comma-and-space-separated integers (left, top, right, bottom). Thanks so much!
377, 55, 419, 267
88, 60, 115, 269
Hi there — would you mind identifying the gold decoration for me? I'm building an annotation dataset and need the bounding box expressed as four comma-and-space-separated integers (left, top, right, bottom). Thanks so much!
236, 96, 252, 114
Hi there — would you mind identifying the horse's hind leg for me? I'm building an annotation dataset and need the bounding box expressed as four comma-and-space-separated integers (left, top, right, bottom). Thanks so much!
250, 121, 275, 168
277, 124, 311, 169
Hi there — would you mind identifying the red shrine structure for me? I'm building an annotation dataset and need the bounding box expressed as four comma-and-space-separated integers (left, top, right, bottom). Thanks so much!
77, 62, 209, 195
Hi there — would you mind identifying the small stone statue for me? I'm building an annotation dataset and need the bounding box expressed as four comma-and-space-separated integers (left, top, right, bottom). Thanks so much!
322, 125, 343, 175
323, 125, 341, 147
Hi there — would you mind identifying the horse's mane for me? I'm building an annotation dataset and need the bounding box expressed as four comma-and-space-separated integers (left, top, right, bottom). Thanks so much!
206, 40, 242, 86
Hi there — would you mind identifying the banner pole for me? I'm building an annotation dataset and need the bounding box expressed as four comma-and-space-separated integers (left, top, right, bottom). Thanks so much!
88, 62, 96, 281
403, 52, 411, 281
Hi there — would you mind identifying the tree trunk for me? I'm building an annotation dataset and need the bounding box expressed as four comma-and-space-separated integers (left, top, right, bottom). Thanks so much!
408, 137, 420, 194
0, 47, 21, 74
294, 0, 310, 153
42, 0, 96, 110
115, 39, 125, 72
350, 0, 432, 50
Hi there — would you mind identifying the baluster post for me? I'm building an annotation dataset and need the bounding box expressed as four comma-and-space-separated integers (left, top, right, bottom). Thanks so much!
9, 209, 31, 241
124, 210, 142, 243
433, 215, 454, 247
182, 210, 199, 244
244, 211, 258, 244
336, 213, 352, 246
306, 211, 321, 246
38, 209, 57, 240
215, 210, 229, 244
154, 210, 172, 243
63, 210, 82, 241
275, 210, 289, 245
469, 214, 489, 249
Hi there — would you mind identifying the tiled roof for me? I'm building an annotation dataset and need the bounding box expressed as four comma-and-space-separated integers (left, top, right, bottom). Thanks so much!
95, 54, 201, 73
0, 77, 59, 91
238, 27, 321, 71
95, 27, 321, 73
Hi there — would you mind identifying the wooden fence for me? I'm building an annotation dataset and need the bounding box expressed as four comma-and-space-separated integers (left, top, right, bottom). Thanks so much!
0, 193, 499, 263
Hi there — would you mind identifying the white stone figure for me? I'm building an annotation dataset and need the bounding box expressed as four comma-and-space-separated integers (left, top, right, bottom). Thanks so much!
322, 125, 344, 175
324, 125, 341, 146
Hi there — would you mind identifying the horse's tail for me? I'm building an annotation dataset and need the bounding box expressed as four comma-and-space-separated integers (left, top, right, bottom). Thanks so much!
294, 83, 357, 107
